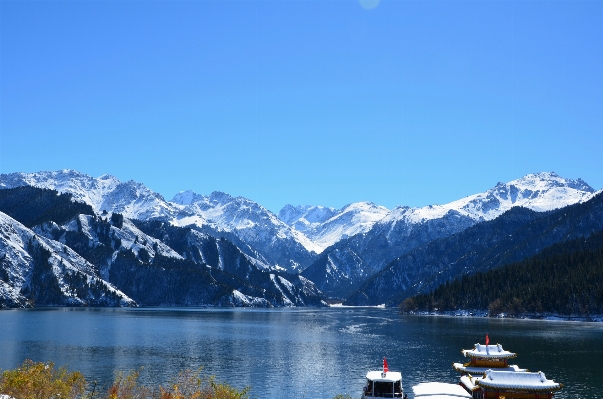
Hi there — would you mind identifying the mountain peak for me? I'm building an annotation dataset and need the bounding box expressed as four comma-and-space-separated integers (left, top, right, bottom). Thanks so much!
171, 190, 199, 206
387, 171, 596, 224
511, 172, 594, 193
209, 191, 235, 203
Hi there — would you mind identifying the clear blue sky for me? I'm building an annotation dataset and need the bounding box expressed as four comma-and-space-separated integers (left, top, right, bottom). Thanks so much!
1, 0, 601, 213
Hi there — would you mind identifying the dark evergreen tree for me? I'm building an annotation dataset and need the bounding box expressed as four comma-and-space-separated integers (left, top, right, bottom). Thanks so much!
403, 229, 603, 317
0, 186, 94, 227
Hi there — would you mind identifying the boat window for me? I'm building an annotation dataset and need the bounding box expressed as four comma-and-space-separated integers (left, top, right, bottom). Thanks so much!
374, 381, 396, 398
364, 379, 374, 396
394, 380, 402, 395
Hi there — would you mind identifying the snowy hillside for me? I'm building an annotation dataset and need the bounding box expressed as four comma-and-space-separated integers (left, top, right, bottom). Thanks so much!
0, 170, 177, 220
171, 190, 321, 271
386, 172, 595, 225
278, 202, 390, 251
346, 191, 603, 306
302, 172, 597, 298
0, 171, 317, 272
0, 211, 135, 307
1, 170, 597, 282
0, 185, 328, 308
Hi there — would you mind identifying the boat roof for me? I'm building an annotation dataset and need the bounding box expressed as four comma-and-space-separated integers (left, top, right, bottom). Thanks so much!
460, 375, 479, 392
366, 371, 402, 382
453, 362, 527, 374
462, 343, 517, 359
476, 370, 562, 392
413, 382, 472, 399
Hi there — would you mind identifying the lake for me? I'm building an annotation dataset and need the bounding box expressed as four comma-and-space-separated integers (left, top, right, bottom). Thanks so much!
0, 307, 601, 399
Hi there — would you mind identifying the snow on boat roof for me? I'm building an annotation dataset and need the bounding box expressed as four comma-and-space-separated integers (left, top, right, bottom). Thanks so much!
453, 362, 526, 373
460, 375, 478, 392
477, 370, 562, 391
366, 371, 402, 382
413, 382, 472, 398
462, 343, 517, 359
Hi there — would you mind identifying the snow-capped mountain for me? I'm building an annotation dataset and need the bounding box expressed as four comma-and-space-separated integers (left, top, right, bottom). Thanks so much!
346, 190, 603, 306
302, 172, 597, 298
0, 171, 318, 272
170, 190, 321, 271
0, 211, 135, 307
387, 172, 595, 224
1, 169, 598, 300
0, 186, 327, 307
278, 202, 390, 251
0, 170, 176, 221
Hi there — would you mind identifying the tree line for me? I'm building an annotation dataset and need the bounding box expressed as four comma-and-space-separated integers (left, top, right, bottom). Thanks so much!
401, 229, 603, 317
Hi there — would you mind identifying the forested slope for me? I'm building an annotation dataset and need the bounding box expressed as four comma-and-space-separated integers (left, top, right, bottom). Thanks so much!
402, 229, 603, 317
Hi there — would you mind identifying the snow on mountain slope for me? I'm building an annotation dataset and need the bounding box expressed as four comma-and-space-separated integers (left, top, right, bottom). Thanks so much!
0, 211, 135, 307
0, 171, 318, 271
1, 170, 596, 277
0, 170, 177, 221
0, 212, 35, 307
43, 214, 184, 268
278, 205, 338, 227
280, 172, 593, 254
302, 172, 597, 298
171, 190, 321, 270
346, 191, 603, 306
386, 172, 595, 225
278, 202, 390, 251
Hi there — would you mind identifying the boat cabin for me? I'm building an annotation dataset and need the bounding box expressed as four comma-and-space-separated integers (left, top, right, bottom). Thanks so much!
362, 371, 403, 398
463, 370, 562, 399
454, 339, 525, 375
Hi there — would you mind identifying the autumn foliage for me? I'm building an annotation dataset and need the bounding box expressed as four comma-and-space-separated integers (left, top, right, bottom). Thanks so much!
1, 361, 249, 399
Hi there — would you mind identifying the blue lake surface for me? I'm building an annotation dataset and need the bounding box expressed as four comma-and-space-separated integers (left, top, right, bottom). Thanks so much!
0, 307, 602, 399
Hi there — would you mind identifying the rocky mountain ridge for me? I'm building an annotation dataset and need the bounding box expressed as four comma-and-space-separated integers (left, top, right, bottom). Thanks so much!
0, 170, 598, 305
0, 210, 135, 308
346, 190, 603, 306
0, 187, 326, 308
301, 172, 597, 298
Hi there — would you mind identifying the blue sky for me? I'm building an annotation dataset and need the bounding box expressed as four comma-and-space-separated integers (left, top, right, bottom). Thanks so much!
1, 0, 601, 213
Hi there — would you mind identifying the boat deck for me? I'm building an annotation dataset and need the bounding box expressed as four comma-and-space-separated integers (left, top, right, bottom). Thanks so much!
413, 382, 472, 399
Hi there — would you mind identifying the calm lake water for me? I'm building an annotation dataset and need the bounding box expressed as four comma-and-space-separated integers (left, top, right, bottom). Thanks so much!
0, 307, 601, 399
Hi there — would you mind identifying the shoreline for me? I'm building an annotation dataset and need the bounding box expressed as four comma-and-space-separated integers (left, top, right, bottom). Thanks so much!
401, 309, 603, 322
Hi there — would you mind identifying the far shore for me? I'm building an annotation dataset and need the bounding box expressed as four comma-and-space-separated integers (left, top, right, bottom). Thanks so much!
400, 309, 603, 322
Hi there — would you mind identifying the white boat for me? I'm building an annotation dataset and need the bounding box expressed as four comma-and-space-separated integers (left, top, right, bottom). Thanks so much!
362, 358, 404, 398
413, 382, 472, 399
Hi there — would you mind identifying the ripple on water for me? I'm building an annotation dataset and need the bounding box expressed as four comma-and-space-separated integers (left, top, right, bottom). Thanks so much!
0, 308, 601, 399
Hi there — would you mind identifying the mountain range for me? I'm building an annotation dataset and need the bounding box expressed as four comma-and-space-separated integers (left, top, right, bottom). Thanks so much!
0, 186, 326, 307
0, 169, 600, 308
346, 191, 603, 306
302, 172, 597, 298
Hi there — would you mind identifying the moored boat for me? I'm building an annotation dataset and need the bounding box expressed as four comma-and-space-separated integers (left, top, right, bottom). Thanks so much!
460, 370, 562, 399
453, 335, 527, 375
455, 336, 563, 399
413, 382, 472, 399
362, 358, 404, 398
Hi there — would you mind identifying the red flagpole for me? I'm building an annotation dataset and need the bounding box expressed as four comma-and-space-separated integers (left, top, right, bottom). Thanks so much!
383, 357, 389, 373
